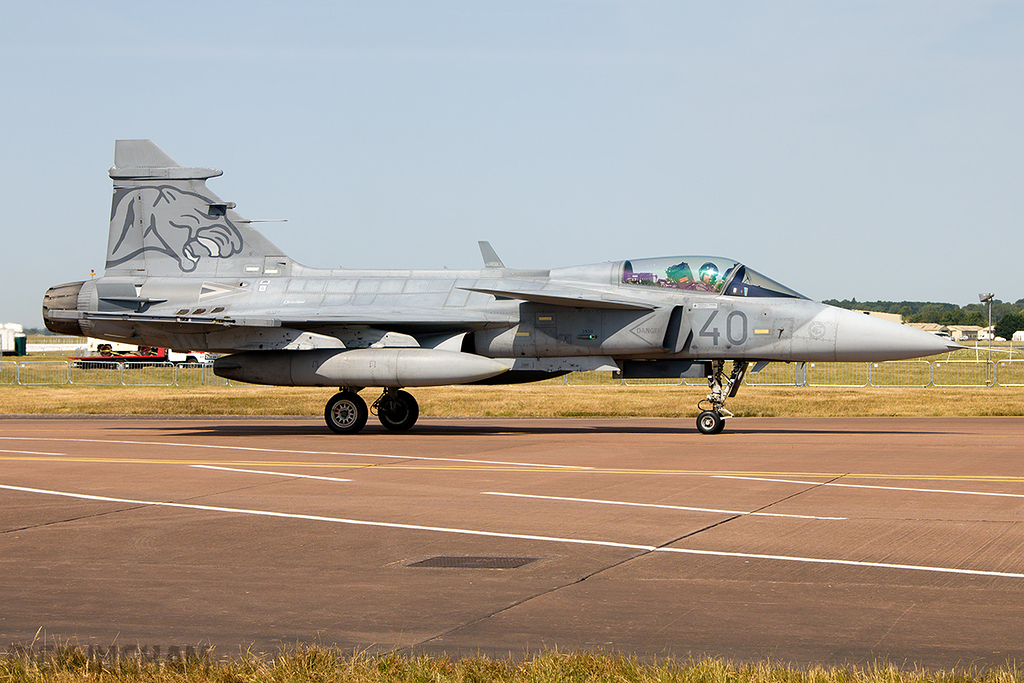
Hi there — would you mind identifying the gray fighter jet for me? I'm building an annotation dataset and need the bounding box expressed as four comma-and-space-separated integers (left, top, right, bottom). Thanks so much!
43, 140, 958, 434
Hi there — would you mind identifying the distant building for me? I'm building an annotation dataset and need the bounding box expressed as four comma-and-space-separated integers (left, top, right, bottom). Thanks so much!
947, 325, 984, 342
1014, 331, 1024, 343
906, 322, 950, 335
853, 310, 903, 324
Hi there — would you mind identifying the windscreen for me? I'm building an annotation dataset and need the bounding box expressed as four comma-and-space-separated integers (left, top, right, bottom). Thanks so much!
722, 265, 807, 299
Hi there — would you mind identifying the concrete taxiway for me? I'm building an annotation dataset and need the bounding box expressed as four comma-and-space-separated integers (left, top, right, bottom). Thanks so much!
2, 415, 1023, 668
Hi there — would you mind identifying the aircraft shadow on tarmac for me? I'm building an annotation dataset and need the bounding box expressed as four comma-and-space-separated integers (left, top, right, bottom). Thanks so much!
116, 421, 947, 438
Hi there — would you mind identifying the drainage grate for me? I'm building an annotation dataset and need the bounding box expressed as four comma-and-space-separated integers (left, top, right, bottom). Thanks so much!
407, 556, 538, 569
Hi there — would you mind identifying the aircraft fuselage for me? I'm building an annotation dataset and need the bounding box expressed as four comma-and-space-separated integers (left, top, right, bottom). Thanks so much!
50, 264, 952, 370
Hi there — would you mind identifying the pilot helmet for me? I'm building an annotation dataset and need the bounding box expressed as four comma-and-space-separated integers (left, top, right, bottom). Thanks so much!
698, 262, 719, 280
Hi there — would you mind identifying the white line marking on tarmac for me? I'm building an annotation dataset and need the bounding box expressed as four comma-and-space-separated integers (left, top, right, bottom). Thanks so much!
0, 449, 65, 456
0, 436, 588, 470
0, 483, 643, 550
715, 476, 1024, 498
190, 465, 351, 482
3, 483, 1021, 579
482, 491, 846, 520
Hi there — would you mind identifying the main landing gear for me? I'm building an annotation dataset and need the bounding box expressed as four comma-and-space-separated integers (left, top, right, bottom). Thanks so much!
324, 388, 420, 434
696, 360, 748, 435
373, 389, 419, 431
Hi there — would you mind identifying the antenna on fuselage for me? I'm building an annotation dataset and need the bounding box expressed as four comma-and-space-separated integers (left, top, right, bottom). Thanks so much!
478, 241, 505, 269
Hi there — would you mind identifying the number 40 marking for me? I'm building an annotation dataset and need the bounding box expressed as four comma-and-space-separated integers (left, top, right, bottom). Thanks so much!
698, 309, 748, 346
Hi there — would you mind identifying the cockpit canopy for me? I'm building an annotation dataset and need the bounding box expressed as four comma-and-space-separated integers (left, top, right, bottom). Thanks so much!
621, 256, 806, 299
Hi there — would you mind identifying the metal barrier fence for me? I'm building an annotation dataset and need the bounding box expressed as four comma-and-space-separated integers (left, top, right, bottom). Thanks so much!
744, 363, 804, 386
14, 361, 70, 386
932, 360, 994, 387
1, 361, 230, 387
806, 362, 866, 387
68, 361, 122, 386
2, 359, 1020, 388
868, 360, 931, 388
996, 360, 1024, 387
0, 360, 15, 385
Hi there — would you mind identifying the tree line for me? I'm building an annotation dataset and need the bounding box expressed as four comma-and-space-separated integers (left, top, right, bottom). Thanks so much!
824, 298, 1024, 339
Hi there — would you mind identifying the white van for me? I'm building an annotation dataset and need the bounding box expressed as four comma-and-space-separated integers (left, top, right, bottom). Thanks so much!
167, 350, 215, 365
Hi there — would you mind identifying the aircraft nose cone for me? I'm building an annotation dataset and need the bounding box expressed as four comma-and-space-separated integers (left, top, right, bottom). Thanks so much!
833, 308, 961, 361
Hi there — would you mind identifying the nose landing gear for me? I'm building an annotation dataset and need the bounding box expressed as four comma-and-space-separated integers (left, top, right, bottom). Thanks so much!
696, 360, 748, 435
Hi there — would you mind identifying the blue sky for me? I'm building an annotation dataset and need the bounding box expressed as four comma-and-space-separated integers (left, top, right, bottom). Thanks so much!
2, 1, 1022, 328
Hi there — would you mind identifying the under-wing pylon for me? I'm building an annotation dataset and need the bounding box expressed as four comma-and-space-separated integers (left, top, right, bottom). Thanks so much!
43, 140, 959, 434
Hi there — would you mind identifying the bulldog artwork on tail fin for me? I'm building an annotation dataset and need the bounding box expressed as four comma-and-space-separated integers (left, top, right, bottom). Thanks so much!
43, 140, 960, 435
104, 140, 281, 277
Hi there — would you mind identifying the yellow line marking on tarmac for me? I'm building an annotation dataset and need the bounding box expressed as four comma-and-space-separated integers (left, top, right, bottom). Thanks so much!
3, 453, 1024, 485
0, 437, 588, 470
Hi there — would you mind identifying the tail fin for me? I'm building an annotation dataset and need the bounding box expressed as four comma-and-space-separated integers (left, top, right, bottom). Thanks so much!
106, 140, 287, 277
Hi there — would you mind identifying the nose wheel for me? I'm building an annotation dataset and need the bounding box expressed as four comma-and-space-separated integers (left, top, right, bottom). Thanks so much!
696, 360, 747, 435
696, 410, 725, 435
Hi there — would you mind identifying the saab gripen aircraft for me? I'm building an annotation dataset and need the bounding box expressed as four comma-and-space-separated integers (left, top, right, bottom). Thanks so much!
43, 140, 959, 435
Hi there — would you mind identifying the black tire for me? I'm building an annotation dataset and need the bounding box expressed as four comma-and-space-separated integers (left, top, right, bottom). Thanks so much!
378, 390, 419, 431
325, 391, 368, 434
696, 410, 725, 435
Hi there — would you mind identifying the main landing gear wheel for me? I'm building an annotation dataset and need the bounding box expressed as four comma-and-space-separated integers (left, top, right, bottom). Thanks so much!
374, 389, 419, 432
325, 391, 368, 434
696, 410, 725, 435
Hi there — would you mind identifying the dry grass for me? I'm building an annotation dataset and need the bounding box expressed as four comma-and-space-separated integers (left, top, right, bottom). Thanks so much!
6, 344, 1022, 419
2, 383, 1023, 418
2, 645, 1022, 683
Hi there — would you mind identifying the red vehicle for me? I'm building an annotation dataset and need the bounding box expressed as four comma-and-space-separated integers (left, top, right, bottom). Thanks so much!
70, 345, 169, 369
75, 344, 167, 360
70, 345, 214, 368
